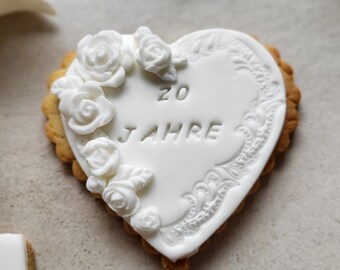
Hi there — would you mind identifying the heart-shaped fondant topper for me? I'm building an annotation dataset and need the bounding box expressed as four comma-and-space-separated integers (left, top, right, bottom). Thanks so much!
51, 27, 286, 261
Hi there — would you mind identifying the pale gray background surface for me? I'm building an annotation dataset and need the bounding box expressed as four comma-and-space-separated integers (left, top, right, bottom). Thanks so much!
0, 0, 339, 269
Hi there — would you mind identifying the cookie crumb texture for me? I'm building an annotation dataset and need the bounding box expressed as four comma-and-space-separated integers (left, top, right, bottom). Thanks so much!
42, 44, 300, 269
26, 241, 36, 270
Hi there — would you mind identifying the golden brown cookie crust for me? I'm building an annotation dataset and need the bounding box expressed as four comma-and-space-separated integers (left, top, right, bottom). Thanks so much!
42, 44, 301, 270
26, 240, 36, 270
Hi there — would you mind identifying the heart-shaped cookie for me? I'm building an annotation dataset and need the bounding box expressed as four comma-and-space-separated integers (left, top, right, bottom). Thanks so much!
44, 27, 300, 264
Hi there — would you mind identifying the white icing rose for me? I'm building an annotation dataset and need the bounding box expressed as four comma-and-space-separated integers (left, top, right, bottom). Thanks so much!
131, 207, 160, 235
102, 180, 140, 217
75, 30, 134, 88
58, 81, 114, 135
82, 137, 119, 177
134, 26, 186, 82
102, 164, 153, 217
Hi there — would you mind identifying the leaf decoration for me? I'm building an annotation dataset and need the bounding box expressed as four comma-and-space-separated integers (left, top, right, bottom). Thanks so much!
50, 75, 83, 98
113, 164, 153, 191
172, 51, 187, 67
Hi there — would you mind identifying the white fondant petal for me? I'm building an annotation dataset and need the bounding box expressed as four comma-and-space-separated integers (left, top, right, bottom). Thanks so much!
58, 90, 77, 119
86, 176, 107, 194
77, 35, 92, 55
68, 117, 100, 135
134, 26, 152, 43
78, 81, 104, 97
92, 155, 118, 176
160, 64, 177, 81
101, 66, 126, 88
98, 30, 122, 45
96, 96, 115, 124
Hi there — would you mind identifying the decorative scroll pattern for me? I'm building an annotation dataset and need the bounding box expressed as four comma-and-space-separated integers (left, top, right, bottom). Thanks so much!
160, 33, 284, 246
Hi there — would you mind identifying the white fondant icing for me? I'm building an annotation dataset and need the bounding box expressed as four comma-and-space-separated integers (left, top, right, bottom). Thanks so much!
75, 30, 134, 88
134, 26, 186, 82
57, 82, 115, 135
0, 234, 28, 270
58, 27, 286, 261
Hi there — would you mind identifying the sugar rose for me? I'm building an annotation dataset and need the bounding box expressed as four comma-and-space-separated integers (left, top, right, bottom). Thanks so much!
58, 82, 115, 135
75, 30, 134, 88
103, 180, 140, 217
134, 26, 186, 82
82, 137, 119, 177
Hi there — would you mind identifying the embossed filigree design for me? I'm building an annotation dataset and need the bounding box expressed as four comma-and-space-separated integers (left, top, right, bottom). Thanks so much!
160, 33, 284, 246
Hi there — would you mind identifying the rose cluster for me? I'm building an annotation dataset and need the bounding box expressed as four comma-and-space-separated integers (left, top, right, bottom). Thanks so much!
50, 27, 171, 234
73, 26, 186, 88
51, 27, 187, 137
